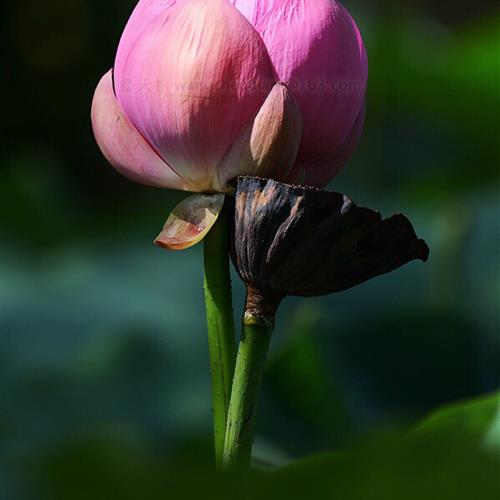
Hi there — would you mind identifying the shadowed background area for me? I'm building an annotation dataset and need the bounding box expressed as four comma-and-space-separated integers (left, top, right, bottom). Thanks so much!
1, 0, 499, 498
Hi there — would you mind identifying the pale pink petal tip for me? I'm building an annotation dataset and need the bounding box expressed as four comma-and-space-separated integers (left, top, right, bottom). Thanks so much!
154, 193, 225, 250
250, 82, 303, 180
216, 82, 303, 188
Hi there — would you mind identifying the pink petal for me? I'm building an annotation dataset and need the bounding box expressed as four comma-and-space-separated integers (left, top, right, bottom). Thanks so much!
231, 0, 368, 183
299, 102, 366, 188
154, 193, 225, 250
250, 82, 303, 180
114, 0, 277, 190
216, 82, 302, 188
114, 0, 180, 86
91, 70, 192, 190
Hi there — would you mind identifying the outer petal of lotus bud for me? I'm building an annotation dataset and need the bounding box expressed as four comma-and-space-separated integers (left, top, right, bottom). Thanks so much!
296, 102, 366, 188
155, 193, 226, 250
91, 70, 192, 190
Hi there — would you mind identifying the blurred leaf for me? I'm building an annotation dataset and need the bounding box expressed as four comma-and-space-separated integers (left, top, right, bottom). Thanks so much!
14, 429, 500, 500
273, 433, 500, 500
414, 391, 500, 452
272, 393, 500, 499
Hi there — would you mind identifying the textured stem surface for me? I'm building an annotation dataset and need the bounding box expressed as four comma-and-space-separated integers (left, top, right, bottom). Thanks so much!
203, 201, 236, 469
223, 313, 273, 468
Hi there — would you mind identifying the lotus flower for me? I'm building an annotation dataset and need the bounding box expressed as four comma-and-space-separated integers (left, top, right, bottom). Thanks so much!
91, 0, 367, 247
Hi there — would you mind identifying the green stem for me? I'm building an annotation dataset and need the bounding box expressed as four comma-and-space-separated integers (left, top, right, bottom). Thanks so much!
203, 201, 236, 469
223, 313, 273, 468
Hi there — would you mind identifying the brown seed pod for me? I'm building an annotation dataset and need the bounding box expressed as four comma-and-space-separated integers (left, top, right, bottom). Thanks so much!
231, 176, 429, 324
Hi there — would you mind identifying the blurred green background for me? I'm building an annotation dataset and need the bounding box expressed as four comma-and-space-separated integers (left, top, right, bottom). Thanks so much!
2, 0, 499, 498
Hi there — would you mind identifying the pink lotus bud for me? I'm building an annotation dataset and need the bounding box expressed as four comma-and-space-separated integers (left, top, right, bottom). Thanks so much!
91, 0, 367, 193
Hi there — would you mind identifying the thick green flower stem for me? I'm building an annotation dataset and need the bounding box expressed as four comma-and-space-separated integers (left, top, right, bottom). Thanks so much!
223, 286, 282, 469
203, 201, 236, 469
